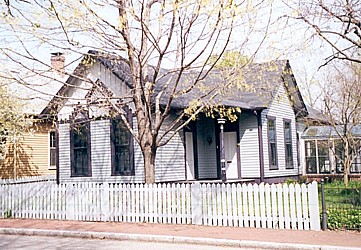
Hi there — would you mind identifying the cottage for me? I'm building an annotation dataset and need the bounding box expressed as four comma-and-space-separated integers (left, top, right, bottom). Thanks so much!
42, 51, 309, 183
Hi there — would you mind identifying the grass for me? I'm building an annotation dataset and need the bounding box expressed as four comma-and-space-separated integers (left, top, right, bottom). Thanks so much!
319, 180, 361, 230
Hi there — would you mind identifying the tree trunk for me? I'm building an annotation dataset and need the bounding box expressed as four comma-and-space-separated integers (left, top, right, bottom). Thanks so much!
142, 145, 157, 184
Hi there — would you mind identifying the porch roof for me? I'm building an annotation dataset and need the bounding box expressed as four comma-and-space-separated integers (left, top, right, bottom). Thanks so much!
302, 125, 361, 140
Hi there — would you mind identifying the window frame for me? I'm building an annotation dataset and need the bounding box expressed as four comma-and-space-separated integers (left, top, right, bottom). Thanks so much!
305, 140, 317, 174
111, 107, 134, 176
48, 131, 57, 170
70, 110, 92, 177
267, 116, 278, 170
283, 119, 294, 169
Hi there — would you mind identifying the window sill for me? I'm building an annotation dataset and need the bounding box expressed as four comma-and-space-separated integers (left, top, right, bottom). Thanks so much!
48, 166, 57, 170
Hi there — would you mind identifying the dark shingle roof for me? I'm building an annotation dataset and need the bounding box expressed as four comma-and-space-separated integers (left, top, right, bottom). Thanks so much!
43, 50, 305, 115
155, 60, 289, 110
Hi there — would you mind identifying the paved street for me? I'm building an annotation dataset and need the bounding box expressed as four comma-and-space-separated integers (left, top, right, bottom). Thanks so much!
0, 234, 246, 250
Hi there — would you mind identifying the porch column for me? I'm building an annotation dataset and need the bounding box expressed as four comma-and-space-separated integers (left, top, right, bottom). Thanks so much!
218, 118, 227, 182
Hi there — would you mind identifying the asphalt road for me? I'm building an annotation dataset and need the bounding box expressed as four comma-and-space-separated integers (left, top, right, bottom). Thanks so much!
0, 234, 246, 250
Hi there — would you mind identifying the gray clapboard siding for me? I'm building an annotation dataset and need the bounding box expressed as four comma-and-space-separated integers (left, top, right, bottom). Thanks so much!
59, 118, 145, 183
197, 117, 217, 179
239, 113, 260, 178
59, 114, 186, 183
261, 84, 299, 178
155, 114, 186, 182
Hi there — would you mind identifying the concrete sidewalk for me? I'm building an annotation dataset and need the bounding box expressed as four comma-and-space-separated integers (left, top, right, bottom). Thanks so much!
0, 219, 360, 249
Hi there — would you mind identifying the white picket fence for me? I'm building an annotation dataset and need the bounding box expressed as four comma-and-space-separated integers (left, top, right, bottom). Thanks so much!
0, 181, 320, 230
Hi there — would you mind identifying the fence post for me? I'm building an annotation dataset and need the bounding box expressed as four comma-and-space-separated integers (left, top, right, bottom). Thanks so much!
191, 183, 202, 225
308, 181, 321, 231
321, 179, 327, 230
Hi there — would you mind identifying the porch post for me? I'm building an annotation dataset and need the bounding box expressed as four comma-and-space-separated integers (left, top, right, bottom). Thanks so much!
218, 118, 227, 182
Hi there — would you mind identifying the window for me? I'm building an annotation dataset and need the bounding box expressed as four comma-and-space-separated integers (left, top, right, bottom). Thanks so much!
111, 109, 134, 176
49, 131, 56, 169
305, 140, 330, 174
334, 140, 344, 173
305, 140, 317, 173
335, 140, 361, 174
71, 119, 91, 177
318, 140, 330, 173
350, 149, 361, 173
267, 117, 278, 170
284, 120, 293, 169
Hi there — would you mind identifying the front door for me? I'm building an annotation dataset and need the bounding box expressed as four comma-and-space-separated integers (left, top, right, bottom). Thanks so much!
224, 131, 238, 179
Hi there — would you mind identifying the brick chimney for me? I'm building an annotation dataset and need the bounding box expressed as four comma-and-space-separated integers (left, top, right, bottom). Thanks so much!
50, 52, 65, 76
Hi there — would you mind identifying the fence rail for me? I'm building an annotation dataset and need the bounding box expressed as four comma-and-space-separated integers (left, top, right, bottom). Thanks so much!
0, 175, 56, 185
0, 181, 320, 230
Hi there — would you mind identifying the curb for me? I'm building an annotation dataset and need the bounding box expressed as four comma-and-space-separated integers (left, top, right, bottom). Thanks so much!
0, 228, 359, 250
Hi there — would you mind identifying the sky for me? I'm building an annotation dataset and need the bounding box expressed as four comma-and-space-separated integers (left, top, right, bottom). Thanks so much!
0, 0, 337, 109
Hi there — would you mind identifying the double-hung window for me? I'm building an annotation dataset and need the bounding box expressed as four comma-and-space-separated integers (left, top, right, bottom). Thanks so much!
49, 131, 56, 169
111, 108, 134, 176
284, 120, 294, 169
70, 111, 91, 177
267, 117, 278, 170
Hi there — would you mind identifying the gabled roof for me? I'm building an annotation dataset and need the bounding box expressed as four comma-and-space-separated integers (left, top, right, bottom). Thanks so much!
41, 50, 132, 115
42, 51, 308, 117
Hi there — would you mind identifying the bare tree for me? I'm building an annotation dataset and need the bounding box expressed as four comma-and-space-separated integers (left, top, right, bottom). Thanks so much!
1, 0, 274, 183
288, 0, 361, 65
322, 61, 361, 185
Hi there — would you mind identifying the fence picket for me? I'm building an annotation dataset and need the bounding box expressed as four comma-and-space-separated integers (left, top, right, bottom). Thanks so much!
271, 184, 278, 229
283, 183, 290, 229
277, 184, 284, 229
211, 184, 217, 226
231, 184, 237, 227
259, 183, 266, 228
226, 184, 233, 226
253, 184, 260, 228
265, 184, 272, 228
237, 184, 243, 227
295, 184, 303, 230
289, 184, 297, 229
242, 183, 249, 227
248, 183, 255, 228
301, 184, 309, 230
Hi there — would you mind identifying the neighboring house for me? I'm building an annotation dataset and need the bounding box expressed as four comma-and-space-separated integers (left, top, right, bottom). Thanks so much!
0, 120, 56, 179
300, 125, 361, 179
0, 53, 65, 179
42, 51, 309, 184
